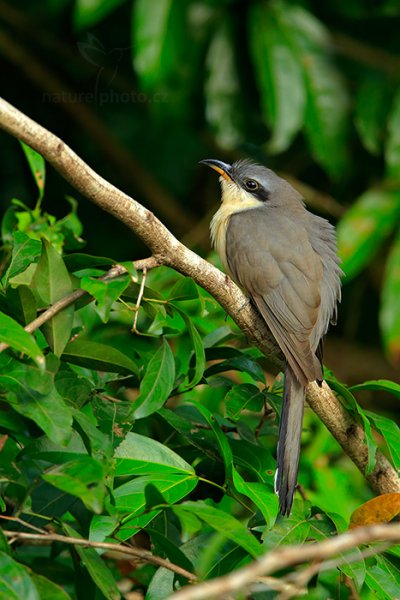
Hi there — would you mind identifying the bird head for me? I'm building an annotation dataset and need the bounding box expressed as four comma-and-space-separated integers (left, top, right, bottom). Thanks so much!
200, 158, 302, 209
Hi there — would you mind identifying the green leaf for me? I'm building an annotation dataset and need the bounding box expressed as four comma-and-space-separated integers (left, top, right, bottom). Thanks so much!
365, 564, 400, 599
169, 277, 199, 301
132, 339, 175, 419
31, 239, 74, 356
42, 457, 106, 513
326, 377, 377, 475
380, 231, 400, 363
224, 383, 265, 421
81, 274, 130, 322
62, 524, 120, 600
274, 2, 349, 177
364, 410, 400, 470
63, 253, 115, 272
3, 231, 42, 286
355, 75, 392, 155
73, 0, 126, 29
350, 379, 400, 399
0, 551, 39, 600
132, 0, 184, 91
115, 432, 195, 477
0, 312, 44, 368
5, 285, 37, 325
107, 473, 198, 516
337, 189, 400, 281
0, 355, 73, 445
232, 468, 278, 527
386, 87, 400, 180
190, 401, 233, 482
62, 339, 138, 374
205, 23, 242, 149
249, 2, 306, 153
30, 573, 72, 600
174, 501, 263, 558
172, 304, 205, 389
20, 141, 45, 200
205, 354, 265, 383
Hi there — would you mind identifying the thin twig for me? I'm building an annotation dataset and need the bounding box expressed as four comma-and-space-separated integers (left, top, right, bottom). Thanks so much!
168, 523, 400, 600
1, 529, 196, 582
132, 267, 147, 333
0, 258, 156, 354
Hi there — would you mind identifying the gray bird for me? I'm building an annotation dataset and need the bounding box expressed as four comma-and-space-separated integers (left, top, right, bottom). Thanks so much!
201, 158, 342, 516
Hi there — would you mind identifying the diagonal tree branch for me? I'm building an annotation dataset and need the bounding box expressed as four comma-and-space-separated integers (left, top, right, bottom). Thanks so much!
168, 523, 400, 600
1, 528, 196, 582
0, 96, 398, 498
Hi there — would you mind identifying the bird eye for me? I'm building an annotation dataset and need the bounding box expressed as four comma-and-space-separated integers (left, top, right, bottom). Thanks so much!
245, 179, 259, 191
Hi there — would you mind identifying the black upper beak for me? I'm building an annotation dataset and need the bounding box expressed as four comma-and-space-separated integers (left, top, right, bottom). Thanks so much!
199, 159, 233, 181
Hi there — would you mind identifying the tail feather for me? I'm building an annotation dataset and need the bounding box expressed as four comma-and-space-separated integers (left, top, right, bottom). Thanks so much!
275, 365, 305, 516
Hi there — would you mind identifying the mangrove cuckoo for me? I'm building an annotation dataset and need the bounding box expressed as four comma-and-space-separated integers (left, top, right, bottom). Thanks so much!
201, 158, 342, 516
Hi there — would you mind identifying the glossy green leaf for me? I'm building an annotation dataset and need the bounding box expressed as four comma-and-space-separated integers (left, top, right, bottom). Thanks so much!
132, 339, 175, 419
350, 379, 400, 398
107, 472, 198, 515
380, 231, 400, 363
20, 141, 45, 200
63, 253, 115, 272
62, 524, 120, 600
73, 409, 113, 459
115, 432, 194, 477
174, 501, 263, 558
172, 304, 205, 389
205, 354, 265, 383
0, 311, 44, 368
365, 564, 400, 599
386, 87, 400, 180
326, 378, 377, 475
190, 401, 233, 482
62, 339, 138, 374
89, 515, 119, 543
31, 239, 74, 356
42, 457, 106, 513
262, 502, 311, 549
81, 274, 130, 322
0, 356, 73, 445
338, 547, 366, 590
3, 231, 42, 286
337, 189, 400, 281
169, 277, 199, 301
30, 573, 72, 600
5, 285, 37, 325
249, 2, 305, 153
0, 551, 39, 600
229, 438, 276, 482
232, 468, 278, 527
364, 410, 400, 470
225, 383, 265, 421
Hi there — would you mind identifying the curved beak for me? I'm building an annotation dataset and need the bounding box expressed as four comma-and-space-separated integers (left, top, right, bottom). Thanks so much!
200, 159, 233, 182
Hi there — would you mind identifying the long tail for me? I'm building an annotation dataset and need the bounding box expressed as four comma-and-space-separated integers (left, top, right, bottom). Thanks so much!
275, 365, 305, 516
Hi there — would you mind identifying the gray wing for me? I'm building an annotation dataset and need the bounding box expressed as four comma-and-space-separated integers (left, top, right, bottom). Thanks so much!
226, 208, 327, 385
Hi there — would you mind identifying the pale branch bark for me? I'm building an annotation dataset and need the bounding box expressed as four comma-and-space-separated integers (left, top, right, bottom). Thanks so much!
0, 97, 398, 498
169, 523, 400, 600
2, 529, 196, 582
